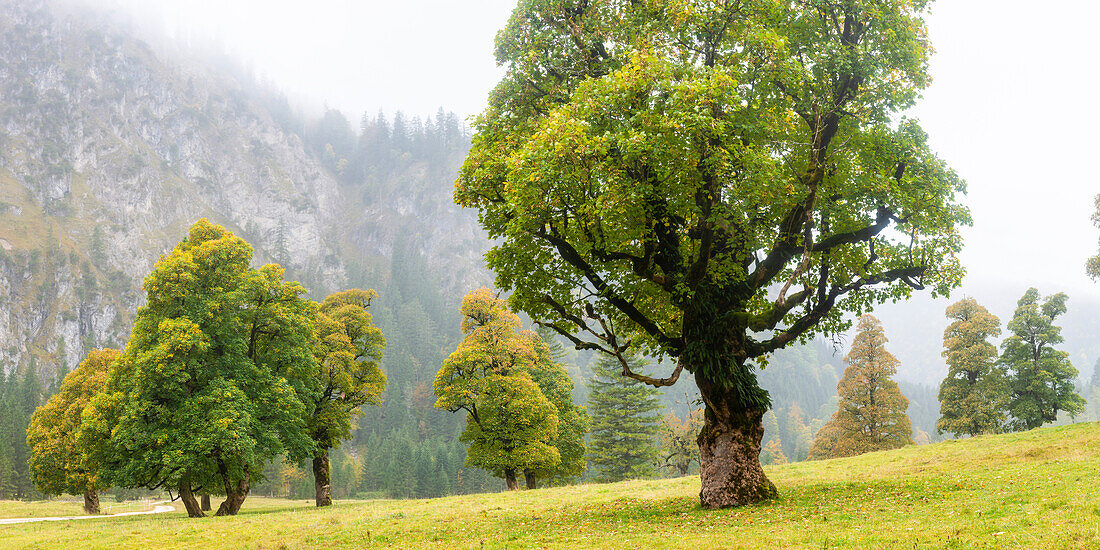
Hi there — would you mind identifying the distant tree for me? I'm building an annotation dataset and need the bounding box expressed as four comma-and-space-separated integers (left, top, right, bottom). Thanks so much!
26, 349, 120, 514
809, 316, 913, 459
83, 220, 316, 517
1087, 195, 1100, 280
760, 439, 788, 466
8, 363, 42, 499
760, 412, 785, 465
0, 370, 15, 498
784, 404, 813, 462
433, 288, 562, 490
1083, 359, 1100, 422
586, 354, 663, 482
1000, 288, 1084, 431
936, 298, 1008, 437
658, 407, 703, 477
306, 289, 386, 506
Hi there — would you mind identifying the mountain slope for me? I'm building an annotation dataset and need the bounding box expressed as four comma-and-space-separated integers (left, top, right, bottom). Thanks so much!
0, 0, 488, 376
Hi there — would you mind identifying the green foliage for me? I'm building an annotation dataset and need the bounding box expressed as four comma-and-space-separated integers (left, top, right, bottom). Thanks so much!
586, 354, 662, 482
27, 349, 119, 497
456, 0, 968, 406
459, 373, 561, 481
1000, 288, 1085, 431
434, 288, 583, 487
84, 219, 317, 500
810, 315, 912, 459
0, 364, 43, 499
525, 329, 589, 484
936, 298, 1008, 437
307, 289, 387, 452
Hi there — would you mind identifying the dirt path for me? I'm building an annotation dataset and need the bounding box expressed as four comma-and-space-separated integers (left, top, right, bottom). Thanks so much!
0, 502, 176, 525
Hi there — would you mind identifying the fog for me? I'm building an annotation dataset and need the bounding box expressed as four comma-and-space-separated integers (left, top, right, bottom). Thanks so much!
78, 0, 1100, 379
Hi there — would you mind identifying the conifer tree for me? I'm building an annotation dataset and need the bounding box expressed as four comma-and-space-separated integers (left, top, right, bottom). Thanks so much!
586, 354, 662, 482
1000, 288, 1084, 431
0, 369, 17, 498
10, 363, 42, 499
809, 315, 912, 459
937, 298, 1008, 437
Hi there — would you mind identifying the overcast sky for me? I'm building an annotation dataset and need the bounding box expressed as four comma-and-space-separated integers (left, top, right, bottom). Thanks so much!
90, 0, 1100, 302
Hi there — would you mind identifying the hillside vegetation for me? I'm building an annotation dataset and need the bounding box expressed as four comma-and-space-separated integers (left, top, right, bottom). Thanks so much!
2, 423, 1097, 549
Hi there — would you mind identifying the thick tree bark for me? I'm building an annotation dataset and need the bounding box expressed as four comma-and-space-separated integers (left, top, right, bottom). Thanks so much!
313, 450, 333, 507
214, 469, 250, 516
696, 375, 777, 509
178, 481, 205, 518
200, 493, 211, 511
503, 468, 519, 491
82, 489, 100, 514
523, 469, 537, 490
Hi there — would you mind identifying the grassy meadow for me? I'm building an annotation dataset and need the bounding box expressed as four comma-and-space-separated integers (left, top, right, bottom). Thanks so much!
3, 423, 1100, 549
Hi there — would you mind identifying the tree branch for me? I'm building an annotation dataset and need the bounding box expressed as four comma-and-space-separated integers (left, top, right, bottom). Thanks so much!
533, 224, 678, 350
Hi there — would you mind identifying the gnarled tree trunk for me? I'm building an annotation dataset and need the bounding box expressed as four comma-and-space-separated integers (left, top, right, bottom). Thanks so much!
696, 374, 777, 509
83, 489, 100, 514
178, 481, 205, 518
200, 493, 211, 511
503, 468, 519, 491
313, 449, 332, 507
215, 468, 250, 516
523, 469, 537, 490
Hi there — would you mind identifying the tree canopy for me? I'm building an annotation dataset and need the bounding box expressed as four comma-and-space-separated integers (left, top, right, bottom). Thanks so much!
26, 349, 120, 514
308, 289, 387, 506
936, 298, 1007, 437
83, 219, 317, 517
457, 0, 967, 507
434, 288, 581, 490
1001, 288, 1084, 431
524, 329, 588, 486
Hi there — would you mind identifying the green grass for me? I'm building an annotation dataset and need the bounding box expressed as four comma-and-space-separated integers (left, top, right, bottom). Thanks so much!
0, 499, 161, 519
4, 423, 1100, 549
0, 500, 91, 519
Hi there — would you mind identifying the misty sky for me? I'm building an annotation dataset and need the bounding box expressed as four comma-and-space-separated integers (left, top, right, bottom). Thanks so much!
91, 0, 1100, 302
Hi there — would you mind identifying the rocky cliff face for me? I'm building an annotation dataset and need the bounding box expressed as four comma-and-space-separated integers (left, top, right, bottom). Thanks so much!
0, 0, 488, 375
